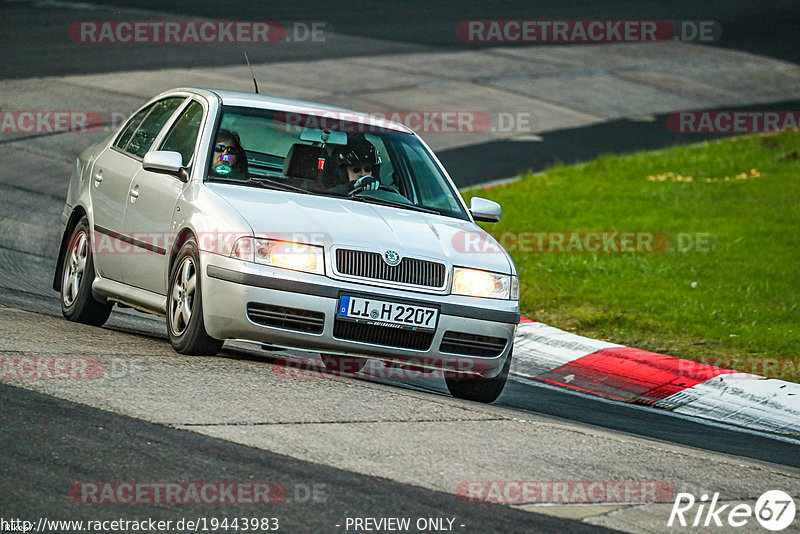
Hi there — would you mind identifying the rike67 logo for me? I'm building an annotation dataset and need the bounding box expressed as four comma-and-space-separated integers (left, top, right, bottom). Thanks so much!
669, 490, 796, 531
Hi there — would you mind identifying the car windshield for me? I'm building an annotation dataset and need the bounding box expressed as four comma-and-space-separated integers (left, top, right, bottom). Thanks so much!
205, 106, 469, 220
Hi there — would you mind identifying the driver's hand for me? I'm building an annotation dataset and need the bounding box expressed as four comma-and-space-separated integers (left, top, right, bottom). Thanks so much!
353, 175, 379, 191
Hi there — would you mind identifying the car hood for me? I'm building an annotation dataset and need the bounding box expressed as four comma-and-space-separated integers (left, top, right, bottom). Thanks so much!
207, 183, 514, 275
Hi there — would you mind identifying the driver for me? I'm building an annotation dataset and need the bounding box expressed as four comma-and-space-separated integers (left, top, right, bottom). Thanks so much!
327, 135, 381, 195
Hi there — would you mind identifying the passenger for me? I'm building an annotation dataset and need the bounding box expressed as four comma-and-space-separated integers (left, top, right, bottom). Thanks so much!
211, 129, 248, 179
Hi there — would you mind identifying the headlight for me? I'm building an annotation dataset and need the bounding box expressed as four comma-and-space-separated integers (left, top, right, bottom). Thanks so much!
231, 237, 324, 275
452, 267, 517, 300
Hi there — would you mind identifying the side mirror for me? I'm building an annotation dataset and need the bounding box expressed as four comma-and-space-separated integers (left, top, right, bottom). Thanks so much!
470, 197, 501, 223
143, 151, 186, 181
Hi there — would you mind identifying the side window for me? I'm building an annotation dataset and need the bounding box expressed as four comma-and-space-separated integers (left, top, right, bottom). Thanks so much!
159, 100, 204, 166
399, 140, 463, 215
116, 97, 184, 158
114, 106, 150, 150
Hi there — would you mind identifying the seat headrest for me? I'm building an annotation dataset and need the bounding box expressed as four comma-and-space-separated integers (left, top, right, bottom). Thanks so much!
283, 144, 327, 180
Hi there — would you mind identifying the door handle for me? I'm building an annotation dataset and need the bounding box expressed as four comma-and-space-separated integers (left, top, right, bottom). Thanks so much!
129, 186, 139, 200
93, 170, 103, 186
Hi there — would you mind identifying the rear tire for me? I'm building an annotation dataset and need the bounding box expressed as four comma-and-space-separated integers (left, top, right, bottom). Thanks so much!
167, 238, 223, 356
60, 216, 113, 326
445, 348, 512, 403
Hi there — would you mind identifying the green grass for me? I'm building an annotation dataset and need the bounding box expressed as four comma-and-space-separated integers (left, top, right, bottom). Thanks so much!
463, 132, 800, 381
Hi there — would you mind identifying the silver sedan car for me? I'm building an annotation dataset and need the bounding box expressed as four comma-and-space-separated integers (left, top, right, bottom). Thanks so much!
53, 88, 519, 402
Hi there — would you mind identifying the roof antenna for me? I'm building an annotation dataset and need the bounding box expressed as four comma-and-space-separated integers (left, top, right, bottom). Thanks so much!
244, 52, 259, 94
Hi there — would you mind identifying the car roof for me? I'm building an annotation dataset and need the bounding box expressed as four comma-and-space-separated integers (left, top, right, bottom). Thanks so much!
170, 87, 414, 134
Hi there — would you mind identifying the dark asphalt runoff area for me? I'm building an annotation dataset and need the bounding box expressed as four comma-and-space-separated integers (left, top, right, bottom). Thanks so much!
441, 98, 800, 187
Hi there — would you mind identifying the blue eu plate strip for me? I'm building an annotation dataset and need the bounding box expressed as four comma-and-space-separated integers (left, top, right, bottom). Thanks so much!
338, 296, 351, 316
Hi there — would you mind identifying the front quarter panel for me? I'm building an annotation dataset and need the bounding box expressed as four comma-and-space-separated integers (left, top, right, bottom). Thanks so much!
173, 181, 254, 261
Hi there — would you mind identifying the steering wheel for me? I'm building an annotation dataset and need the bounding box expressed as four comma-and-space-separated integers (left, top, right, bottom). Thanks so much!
348, 183, 401, 197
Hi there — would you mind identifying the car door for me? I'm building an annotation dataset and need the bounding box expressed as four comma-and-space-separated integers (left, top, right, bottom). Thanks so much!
121, 99, 205, 295
91, 97, 185, 282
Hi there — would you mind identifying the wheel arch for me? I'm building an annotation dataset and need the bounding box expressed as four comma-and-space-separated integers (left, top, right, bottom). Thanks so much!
52, 205, 88, 292
168, 227, 197, 279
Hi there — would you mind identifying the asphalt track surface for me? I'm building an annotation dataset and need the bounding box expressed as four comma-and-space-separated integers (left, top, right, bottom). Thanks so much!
418, 377, 800, 470
5, 278, 799, 471
1, 216, 797, 530
1, 233, 799, 473
2, 277, 798, 470
1, 383, 622, 533
4, 0, 800, 77
2, 1, 799, 532
3, 0, 800, 185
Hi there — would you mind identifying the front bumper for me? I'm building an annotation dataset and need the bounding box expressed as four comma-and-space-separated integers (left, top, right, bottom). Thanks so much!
201, 254, 519, 378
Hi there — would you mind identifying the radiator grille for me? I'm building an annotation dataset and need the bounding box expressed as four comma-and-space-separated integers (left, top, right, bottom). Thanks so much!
333, 319, 434, 350
335, 249, 446, 288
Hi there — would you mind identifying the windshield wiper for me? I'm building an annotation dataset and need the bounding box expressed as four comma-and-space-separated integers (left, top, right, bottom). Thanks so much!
348, 194, 440, 215
211, 177, 317, 194
246, 178, 314, 194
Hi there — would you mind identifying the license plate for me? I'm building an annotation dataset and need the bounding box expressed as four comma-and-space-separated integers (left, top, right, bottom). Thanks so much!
337, 295, 438, 331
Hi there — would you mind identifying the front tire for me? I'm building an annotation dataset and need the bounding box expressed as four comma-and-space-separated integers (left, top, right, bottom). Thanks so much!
167, 238, 223, 356
60, 216, 112, 326
445, 348, 513, 403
